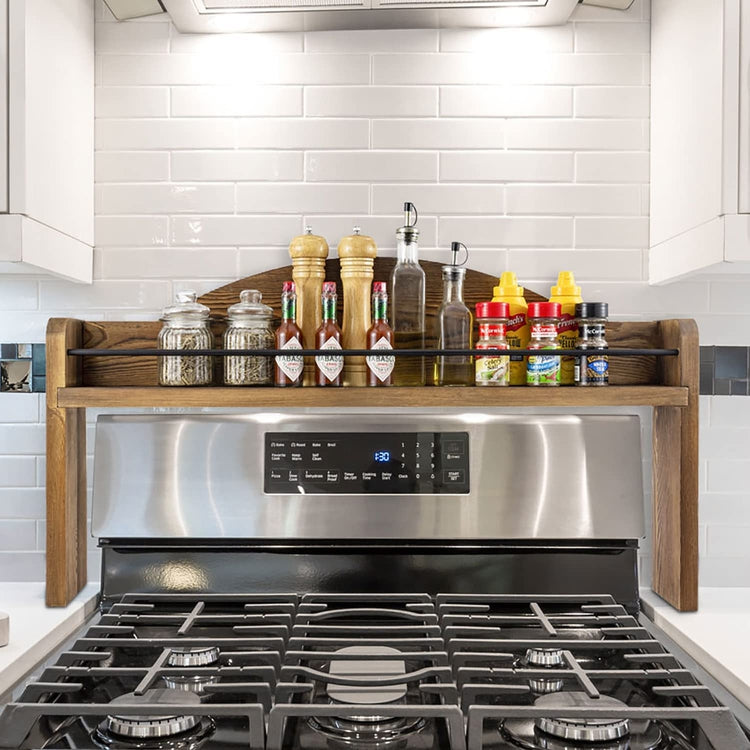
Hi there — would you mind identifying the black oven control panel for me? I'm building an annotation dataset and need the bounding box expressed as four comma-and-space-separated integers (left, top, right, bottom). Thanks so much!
264, 432, 469, 495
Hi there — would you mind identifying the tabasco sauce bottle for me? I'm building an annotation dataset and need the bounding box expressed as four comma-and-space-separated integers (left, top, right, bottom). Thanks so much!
274, 281, 304, 387
315, 281, 343, 387
366, 281, 395, 387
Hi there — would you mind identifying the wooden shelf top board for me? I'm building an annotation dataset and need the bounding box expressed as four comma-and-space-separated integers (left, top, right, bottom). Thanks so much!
56, 385, 689, 409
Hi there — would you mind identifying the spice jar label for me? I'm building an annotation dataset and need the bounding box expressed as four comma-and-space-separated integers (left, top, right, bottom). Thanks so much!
316, 337, 344, 382
366, 337, 396, 382
276, 338, 304, 382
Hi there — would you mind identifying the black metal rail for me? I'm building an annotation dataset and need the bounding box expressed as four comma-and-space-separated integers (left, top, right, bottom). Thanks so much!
67, 347, 679, 357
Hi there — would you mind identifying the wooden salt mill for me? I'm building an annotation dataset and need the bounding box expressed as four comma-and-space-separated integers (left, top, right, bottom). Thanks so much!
338, 226, 377, 387
289, 226, 329, 385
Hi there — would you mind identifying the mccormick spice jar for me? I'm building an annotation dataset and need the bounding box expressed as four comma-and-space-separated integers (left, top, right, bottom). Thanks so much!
575, 302, 609, 386
224, 290, 274, 386
526, 302, 561, 387
475, 301, 510, 386
157, 291, 214, 386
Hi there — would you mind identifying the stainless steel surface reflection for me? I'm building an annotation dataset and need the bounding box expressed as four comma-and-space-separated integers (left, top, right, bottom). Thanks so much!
91, 413, 644, 540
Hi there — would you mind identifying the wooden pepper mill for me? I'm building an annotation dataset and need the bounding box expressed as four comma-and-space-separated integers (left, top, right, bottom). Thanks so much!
289, 226, 329, 385
338, 226, 378, 387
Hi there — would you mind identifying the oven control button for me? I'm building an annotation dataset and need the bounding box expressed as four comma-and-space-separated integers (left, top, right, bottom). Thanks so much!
443, 470, 465, 484
270, 469, 285, 481
326, 470, 340, 483
288, 470, 300, 483
303, 470, 325, 482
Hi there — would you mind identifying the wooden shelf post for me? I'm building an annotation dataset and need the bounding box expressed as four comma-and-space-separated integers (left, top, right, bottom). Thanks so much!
652, 319, 699, 611
46, 319, 87, 607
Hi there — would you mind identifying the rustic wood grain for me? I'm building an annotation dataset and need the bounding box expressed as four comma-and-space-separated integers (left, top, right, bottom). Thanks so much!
652, 319, 699, 611
57, 385, 688, 409
79, 260, 660, 387
46, 319, 86, 607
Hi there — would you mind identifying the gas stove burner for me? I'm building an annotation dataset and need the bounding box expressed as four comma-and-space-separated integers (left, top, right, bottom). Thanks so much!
164, 646, 221, 693
525, 648, 565, 667
501, 694, 665, 750
168, 646, 220, 668
309, 645, 426, 744
92, 689, 214, 749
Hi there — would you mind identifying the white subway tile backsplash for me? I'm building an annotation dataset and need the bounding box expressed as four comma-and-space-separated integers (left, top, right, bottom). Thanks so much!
440, 86, 572, 118
0, 520, 36, 551
306, 29, 438, 53
0, 281, 38, 310
507, 249, 644, 281
0, 395, 40, 424
708, 281, 750, 314
237, 183, 370, 214
171, 216, 301, 246
575, 22, 650, 53
440, 26, 573, 53
439, 151, 574, 183
372, 184, 504, 215
0, 552, 45, 582
96, 184, 235, 214
170, 31, 303, 54
374, 53, 645, 86
97, 118, 236, 150
102, 53, 370, 86
39, 281, 170, 310
706, 525, 750, 557
236, 119, 369, 149
306, 152, 438, 182
373, 119, 504, 149
99, 248, 239, 279
171, 86, 303, 117
700, 494, 750, 525
576, 152, 649, 183
0, 458, 36, 487
574, 86, 649, 118
96, 20, 170, 53
507, 184, 641, 216
238, 247, 296, 276
0, 489, 45, 519
707, 460, 750, 493
305, 87, 438, 118
96, 152, 170, 182
95, 217, 169, 247
172, 151, 303, 181
575, 217, 648, 248
437, 216, 573, 248
507, 119, 646, 150
0, 427, 44, 456
96, 87, 170, 118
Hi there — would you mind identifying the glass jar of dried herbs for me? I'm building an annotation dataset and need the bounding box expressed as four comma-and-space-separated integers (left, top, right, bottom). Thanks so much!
224, 289, 274, 386
158, 291, 214, 386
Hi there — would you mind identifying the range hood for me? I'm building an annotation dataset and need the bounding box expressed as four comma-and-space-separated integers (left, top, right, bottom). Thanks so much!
105, 0, 633, 32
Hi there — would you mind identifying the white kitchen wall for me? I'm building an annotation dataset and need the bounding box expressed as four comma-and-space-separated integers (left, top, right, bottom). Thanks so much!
0, 0, 748, 587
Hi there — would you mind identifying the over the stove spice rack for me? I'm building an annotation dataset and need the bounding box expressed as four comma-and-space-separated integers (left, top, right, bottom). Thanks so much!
44, 259, 699, 617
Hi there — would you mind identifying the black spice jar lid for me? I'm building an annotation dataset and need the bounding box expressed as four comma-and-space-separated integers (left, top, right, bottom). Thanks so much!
575, 302, 608, 319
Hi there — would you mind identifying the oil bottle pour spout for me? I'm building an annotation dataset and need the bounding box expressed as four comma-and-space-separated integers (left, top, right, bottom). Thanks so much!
449, 241, 469, 267
403, 202, 418, 227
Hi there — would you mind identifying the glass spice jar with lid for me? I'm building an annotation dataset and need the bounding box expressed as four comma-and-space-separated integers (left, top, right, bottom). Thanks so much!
158, 291, 214, 386
575, 302, 609, 386
224, 290, 274, 386
475, 301, 510, 386
526, 301, 561, 387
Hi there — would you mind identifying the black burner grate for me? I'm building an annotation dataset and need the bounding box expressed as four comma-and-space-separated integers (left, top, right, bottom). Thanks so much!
0, 592, 748, 750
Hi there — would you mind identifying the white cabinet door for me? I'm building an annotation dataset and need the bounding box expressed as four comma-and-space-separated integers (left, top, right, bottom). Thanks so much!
0, 0, 8, 214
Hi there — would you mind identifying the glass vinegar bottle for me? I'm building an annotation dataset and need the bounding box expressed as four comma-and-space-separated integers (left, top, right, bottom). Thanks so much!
434, 242, 474, 386
390, 202, 426, 386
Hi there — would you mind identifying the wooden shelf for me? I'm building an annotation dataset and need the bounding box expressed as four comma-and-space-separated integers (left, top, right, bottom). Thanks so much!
56, 385, 689, 409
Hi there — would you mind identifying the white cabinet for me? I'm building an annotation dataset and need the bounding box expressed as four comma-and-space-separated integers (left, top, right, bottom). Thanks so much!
0, 0, 94, 283
650, 0, 750, 284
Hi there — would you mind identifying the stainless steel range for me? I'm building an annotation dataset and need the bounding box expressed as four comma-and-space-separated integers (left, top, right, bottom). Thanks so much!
1, 412, 748, 750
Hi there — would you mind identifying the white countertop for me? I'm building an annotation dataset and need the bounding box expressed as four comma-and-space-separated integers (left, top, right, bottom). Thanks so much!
0, 582, 99, 698
641, 587, 750, 711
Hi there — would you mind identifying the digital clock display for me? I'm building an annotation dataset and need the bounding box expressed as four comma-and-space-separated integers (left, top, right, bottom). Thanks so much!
374, 451, 390, 463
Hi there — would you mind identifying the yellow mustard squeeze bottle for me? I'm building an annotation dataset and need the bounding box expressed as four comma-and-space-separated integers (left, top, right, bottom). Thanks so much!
549, 271, 583, 386
492, 272, 529, 386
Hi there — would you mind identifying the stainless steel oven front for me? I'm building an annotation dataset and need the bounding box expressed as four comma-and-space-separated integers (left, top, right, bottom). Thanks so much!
91, 412, 644, 541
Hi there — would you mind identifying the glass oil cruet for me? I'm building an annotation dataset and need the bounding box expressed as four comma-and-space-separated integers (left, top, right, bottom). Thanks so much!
390, 202, 426, 386
434, 242, 474, 386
